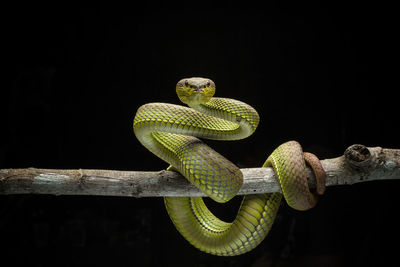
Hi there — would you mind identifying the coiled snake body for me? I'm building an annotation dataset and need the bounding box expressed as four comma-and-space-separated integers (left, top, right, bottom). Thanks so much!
133, 77, 326, 256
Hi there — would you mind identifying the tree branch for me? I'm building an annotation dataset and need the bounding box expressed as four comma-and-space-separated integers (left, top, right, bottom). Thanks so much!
0, 145, 399, 197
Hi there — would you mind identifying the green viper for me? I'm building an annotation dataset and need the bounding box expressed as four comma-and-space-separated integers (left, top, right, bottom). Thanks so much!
133, 77, 326, 256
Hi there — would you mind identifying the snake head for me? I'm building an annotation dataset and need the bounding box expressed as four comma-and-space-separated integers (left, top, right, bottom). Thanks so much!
176, 77, 216, 106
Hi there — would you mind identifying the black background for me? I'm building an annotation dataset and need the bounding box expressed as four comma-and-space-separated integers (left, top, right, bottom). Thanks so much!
2, 2, 399, 266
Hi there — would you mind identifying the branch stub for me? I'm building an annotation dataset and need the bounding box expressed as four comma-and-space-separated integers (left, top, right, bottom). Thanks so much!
344, 144, 372, 169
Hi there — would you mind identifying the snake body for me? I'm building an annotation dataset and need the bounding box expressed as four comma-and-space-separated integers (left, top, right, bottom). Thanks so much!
133, 78, 325, 256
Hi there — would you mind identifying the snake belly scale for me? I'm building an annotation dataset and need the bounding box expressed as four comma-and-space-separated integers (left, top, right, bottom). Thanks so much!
133, 77, 326, 256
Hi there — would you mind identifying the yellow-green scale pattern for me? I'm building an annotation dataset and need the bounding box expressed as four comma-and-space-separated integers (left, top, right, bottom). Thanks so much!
133, 99, 259, 203
195, 98, 260, 134
164, 193, 282, 256
133, 95, 319, 256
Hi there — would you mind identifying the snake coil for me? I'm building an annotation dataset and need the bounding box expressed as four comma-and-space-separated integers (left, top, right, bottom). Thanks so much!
133, 78, 326, 256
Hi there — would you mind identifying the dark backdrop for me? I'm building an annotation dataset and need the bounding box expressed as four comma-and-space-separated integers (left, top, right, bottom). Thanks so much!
2, 2, 398, 267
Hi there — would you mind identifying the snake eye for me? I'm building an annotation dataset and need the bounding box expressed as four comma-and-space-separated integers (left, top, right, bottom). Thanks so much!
184, 81, 189, 87
206, 82, 210, 87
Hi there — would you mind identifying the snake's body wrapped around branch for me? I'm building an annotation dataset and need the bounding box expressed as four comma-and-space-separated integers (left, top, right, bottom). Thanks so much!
133, 78, 325, 256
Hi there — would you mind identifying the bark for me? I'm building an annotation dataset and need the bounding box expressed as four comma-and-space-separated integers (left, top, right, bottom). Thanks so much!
0, 145, 399, 197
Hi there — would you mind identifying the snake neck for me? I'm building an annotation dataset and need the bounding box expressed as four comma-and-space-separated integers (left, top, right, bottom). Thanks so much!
189, 97, 260, 140
133, 98, 259, 168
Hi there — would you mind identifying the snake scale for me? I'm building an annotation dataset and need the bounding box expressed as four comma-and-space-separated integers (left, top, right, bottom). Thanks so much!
133, 77, 326, 256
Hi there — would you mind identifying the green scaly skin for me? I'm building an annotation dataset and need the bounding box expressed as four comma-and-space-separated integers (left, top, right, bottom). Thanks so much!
133, 78, 325, 256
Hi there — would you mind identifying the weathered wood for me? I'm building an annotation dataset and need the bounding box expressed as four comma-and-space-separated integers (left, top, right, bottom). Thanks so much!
0, 145, 399, 197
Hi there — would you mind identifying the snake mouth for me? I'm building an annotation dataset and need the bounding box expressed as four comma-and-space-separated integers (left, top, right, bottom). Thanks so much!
193, 88, 204, 93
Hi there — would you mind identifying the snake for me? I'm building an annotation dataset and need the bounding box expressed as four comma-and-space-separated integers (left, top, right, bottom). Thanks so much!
133, 77, 326, 256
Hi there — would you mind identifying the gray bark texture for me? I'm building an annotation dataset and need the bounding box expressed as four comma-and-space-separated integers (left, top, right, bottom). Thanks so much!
0, 145, 399, 197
